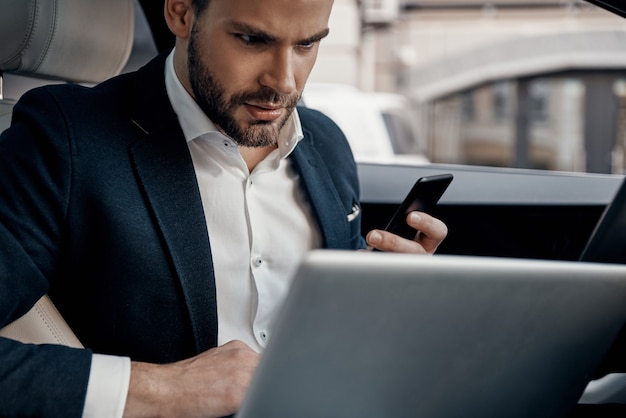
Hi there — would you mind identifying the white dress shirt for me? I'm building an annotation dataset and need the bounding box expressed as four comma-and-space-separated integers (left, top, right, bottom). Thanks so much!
82, 50, 321, 416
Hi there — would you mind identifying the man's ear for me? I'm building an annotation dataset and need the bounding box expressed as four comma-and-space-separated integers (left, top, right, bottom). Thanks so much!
164, 0, 194, 39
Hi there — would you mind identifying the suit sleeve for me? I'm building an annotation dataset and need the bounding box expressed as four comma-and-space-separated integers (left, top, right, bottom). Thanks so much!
0, 87, 93, 417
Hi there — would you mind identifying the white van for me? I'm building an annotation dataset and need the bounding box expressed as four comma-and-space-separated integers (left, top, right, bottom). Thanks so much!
301, 83, 429, 164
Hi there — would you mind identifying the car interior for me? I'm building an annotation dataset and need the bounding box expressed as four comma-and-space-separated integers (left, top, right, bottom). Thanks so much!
0, 0, 622, 266
2, 0, 626, 413
0, 0, 135, 131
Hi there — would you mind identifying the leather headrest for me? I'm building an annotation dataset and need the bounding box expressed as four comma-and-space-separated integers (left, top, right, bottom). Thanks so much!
0, 0, 134, 84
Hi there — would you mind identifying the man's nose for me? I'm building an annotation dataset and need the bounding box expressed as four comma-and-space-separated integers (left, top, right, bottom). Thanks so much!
258, 48, 297, 96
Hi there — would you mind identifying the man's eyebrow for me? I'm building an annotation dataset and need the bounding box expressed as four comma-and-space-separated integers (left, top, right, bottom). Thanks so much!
227, 21, 330, 45
227, 21, 279, 42
300, 28, 330, 44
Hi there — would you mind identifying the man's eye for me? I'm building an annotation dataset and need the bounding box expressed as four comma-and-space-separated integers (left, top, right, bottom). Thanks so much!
237, 34, 265, 45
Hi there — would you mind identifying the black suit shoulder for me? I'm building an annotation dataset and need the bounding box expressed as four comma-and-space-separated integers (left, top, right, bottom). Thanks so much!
296, 105, 360, 198
297, 105, 354, 159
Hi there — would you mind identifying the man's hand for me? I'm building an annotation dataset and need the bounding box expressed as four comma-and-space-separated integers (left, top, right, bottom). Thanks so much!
123, 340, 260, 418
365, 211, 448, 254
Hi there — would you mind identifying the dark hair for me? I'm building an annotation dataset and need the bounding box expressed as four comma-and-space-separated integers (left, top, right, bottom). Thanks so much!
191, 0, 211, 15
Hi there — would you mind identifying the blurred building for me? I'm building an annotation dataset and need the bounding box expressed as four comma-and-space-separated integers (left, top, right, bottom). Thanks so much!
310, 0, 626, 173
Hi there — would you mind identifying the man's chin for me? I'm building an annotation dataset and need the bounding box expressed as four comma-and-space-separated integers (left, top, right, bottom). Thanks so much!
246, 127, 281, 148
223, 107, 293, 147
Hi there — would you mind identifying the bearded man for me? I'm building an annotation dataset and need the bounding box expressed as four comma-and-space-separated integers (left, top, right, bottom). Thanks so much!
0, 0, 448, 416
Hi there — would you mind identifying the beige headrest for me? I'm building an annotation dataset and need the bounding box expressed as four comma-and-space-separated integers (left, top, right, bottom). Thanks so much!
0, 0, 134, 84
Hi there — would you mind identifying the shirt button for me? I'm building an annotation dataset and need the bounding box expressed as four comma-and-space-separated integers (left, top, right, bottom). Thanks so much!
253, 257, 263, 267
260, 331, 268, 341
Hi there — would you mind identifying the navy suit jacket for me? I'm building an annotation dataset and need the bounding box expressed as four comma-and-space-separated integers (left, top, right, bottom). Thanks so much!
0, 52, 366, 417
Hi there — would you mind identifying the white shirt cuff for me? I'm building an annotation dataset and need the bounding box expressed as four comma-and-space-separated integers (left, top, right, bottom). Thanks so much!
82, 354, 131, 418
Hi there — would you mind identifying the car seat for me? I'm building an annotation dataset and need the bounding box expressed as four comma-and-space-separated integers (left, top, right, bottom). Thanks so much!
0, 0, 135, 346
0, 0, 135, 133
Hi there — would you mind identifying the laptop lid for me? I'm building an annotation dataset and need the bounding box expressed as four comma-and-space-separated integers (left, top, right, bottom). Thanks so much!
237, 250, 626, 418
580, 177, 626, 263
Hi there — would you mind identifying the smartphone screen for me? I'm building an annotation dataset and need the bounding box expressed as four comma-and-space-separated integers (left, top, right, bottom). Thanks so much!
384, 173, 453, 240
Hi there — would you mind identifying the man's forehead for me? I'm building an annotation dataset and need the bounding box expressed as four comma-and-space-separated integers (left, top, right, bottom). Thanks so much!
206, 0, 334, 25
207, 0, 333, 8
202, 0, 333, 40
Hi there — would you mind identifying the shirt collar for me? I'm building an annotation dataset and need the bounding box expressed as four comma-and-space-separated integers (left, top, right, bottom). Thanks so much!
164, 50, 303, 159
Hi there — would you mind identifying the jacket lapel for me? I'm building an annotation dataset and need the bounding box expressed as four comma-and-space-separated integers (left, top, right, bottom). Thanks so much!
127, 54, 217, 352
290, 135, 352, 249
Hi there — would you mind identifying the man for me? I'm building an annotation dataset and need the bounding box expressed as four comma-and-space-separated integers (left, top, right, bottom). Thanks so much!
0, 0, 447, 416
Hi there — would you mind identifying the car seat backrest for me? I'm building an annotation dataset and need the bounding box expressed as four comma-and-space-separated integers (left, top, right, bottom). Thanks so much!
0, 0, 135, 133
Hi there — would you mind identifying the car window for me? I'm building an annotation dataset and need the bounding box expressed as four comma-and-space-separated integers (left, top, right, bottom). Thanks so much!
308, 0, 626, 174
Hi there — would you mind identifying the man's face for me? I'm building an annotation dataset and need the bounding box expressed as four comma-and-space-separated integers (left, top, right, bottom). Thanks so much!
185, 0, 333, 147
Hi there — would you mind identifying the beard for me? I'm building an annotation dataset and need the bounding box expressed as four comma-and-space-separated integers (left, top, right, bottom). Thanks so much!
187, 25, 300, 148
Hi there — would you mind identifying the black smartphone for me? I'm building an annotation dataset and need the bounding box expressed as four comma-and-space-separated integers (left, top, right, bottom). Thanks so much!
383, 173, 453, 240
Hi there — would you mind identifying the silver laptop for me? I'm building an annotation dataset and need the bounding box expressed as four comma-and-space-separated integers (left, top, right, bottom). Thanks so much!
236, 250, 626, 418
